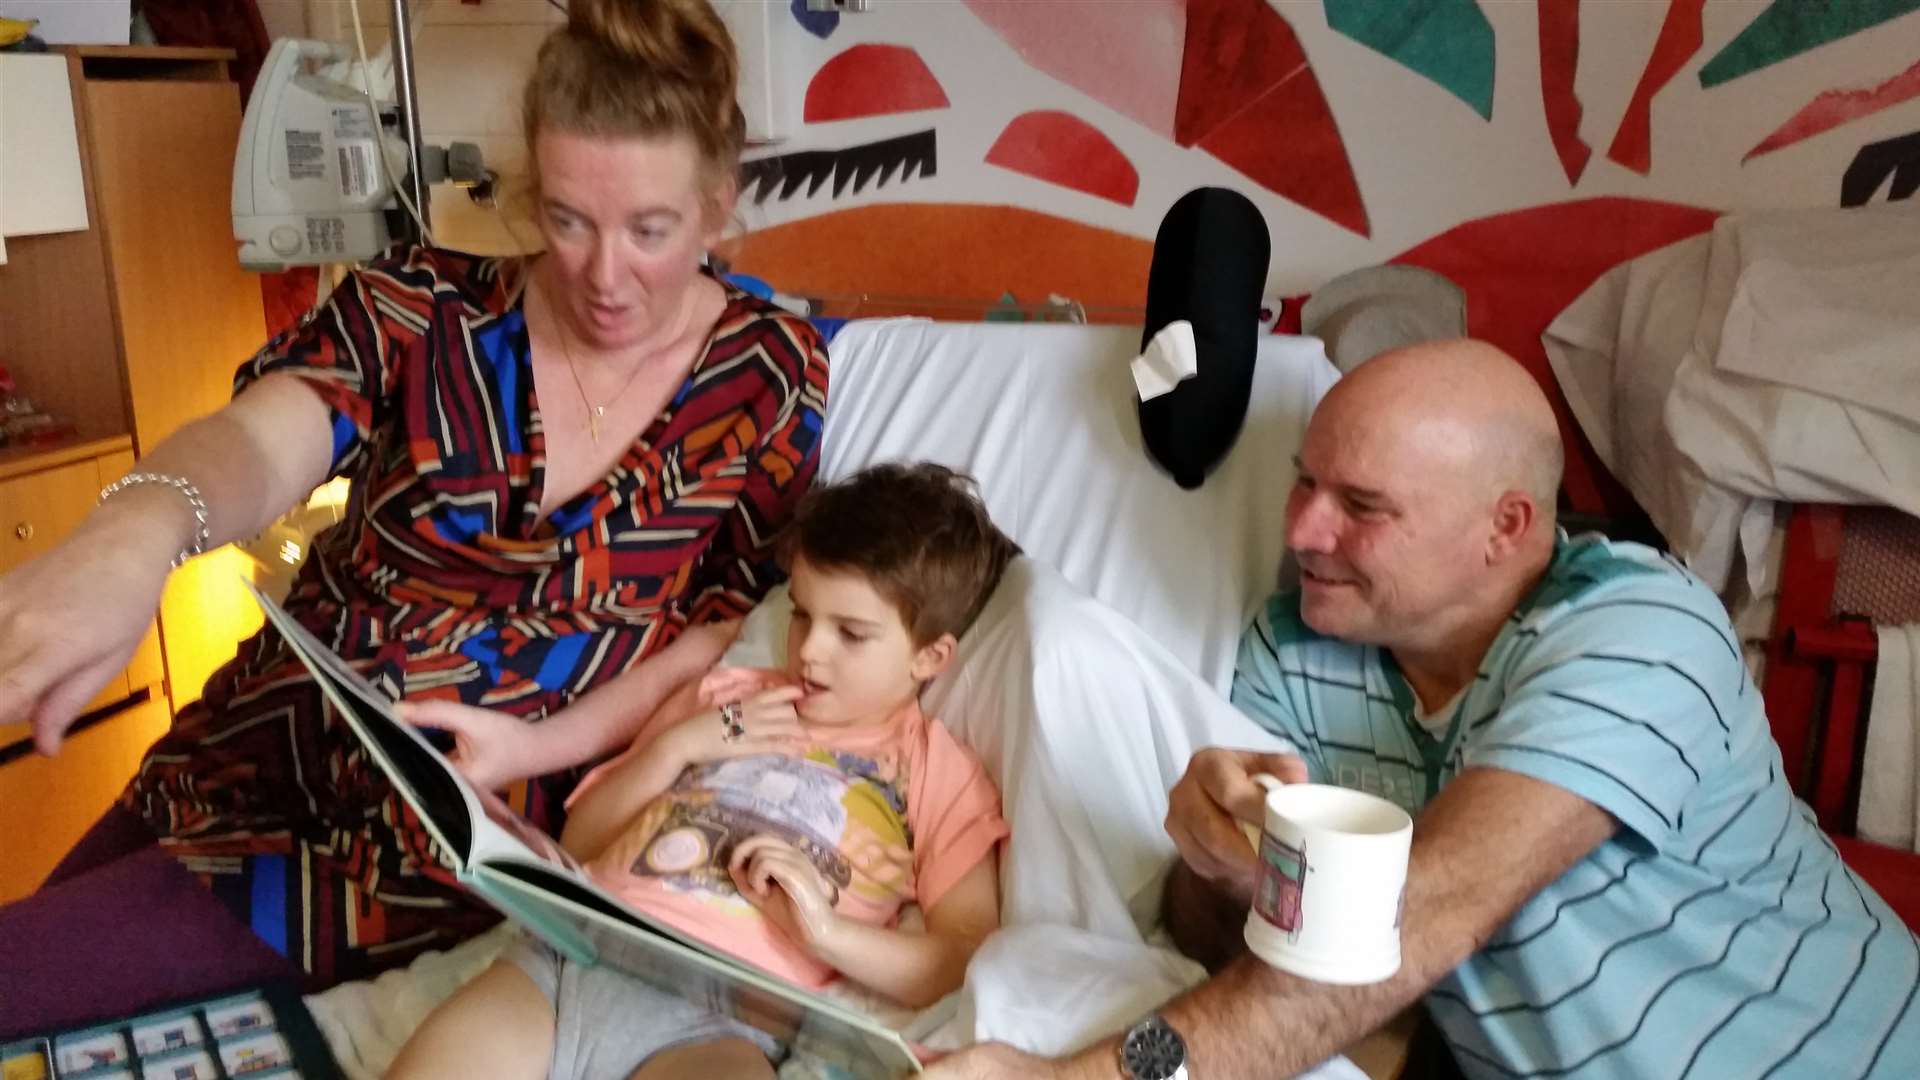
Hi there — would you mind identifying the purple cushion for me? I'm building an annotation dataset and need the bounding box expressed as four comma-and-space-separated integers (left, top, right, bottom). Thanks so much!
0, 844, 299, 1039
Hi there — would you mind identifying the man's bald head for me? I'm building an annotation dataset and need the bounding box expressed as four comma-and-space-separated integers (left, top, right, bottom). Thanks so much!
1286, 339, 1564, 659
1316, 339, 1563, 522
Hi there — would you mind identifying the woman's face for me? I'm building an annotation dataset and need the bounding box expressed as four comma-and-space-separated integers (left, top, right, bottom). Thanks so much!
532, 129, 731, 352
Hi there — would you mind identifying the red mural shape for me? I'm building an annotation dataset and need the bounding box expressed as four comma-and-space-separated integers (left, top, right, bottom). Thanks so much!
1181, 0, 1369, 235
1746, 57, 1920, 161
804, 44, 949, 124
1538, 0, 1590, 186
962, 0, 1186, 138
1607, 0, 1706, 174
984, 111, 1140, 207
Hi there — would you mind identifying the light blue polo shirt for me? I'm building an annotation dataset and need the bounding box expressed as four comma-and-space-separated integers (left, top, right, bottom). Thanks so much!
1233, 534, 1920, 1078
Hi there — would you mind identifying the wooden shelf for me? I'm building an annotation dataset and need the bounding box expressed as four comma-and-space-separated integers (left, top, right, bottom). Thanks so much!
70, 45, 237, 83
69, 46, 237, 62
0, 434, 134, 483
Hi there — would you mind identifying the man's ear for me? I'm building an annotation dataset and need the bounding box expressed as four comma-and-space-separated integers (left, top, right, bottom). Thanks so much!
911, 633, 958, 682
1487, 490, 1539, 565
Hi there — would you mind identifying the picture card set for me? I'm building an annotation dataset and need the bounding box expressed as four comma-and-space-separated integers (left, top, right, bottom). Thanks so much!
0, 984, 337, 1080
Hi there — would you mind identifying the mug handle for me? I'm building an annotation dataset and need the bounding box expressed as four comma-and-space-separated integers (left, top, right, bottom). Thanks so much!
1241, 772, 1288, 849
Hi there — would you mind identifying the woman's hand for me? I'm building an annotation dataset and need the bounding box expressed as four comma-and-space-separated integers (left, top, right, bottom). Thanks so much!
0, 518, 174, 755
662, 684, 807, 768
400, 700, 547, 791
729, 833, 842, 952
1164, 747, 1311, 909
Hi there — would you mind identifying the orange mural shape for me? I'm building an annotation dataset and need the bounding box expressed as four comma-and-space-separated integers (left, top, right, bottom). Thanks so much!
804, 44, 949, 124
1181, 0, 1369, 235
729, 204, 1154, 318
985, 111, 1140, 207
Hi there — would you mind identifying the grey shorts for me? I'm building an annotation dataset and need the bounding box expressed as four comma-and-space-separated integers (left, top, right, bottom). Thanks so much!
504, 932, 783, 1080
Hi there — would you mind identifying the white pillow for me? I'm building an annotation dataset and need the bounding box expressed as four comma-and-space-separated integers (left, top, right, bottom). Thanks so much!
820, 319, 1338, 692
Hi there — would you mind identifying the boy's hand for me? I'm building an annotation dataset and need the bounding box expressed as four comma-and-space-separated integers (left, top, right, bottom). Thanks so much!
729, 833, 842, 951
400, 700, 542, 791
665, 685, 808, 767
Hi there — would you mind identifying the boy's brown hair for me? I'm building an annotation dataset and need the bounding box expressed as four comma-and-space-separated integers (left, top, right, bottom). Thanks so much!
780, 463, 1021, 646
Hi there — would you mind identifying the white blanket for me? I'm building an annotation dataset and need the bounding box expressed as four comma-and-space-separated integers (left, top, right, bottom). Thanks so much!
1860, 625, 1920, 853
1544, 205, 1920, 595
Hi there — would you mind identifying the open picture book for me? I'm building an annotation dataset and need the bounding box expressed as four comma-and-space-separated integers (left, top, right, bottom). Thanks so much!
245, 583, 924, 1078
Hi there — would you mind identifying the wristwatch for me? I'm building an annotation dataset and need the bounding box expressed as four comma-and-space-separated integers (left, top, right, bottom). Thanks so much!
1118, 1014, 1189, 1080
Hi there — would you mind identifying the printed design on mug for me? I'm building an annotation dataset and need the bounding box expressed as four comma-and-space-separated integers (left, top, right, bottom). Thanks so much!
1256, 833, 1309, 940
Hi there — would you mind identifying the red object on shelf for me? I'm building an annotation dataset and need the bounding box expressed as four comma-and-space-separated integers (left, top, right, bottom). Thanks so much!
1760, 502, 1920, 929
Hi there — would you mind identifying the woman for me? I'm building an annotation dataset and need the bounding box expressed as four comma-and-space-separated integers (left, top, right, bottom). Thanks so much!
0, 0, 825, 989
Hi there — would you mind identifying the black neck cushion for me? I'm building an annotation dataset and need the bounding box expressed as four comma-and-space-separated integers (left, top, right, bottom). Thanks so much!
1138, 187, 1272, 489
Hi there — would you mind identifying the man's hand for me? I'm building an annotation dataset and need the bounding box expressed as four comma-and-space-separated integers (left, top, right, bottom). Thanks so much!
729, 833, 841, 951
921, 1042, 1075, 1079
1164, 747, 1309, 908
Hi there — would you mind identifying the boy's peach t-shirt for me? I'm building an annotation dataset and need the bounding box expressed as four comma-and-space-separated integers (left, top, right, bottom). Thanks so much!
573, 668, 1009, 989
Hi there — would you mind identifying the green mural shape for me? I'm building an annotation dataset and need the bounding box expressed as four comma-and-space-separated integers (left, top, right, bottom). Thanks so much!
1324, 0, 1495, 119
1700, 0, 1920, 88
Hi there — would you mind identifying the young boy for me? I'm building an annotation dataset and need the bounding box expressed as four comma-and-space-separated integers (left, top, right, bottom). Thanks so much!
389, 463, 1019, 1080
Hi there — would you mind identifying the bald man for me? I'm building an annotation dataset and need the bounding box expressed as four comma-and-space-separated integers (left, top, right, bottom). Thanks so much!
928, 341, 1919, 1079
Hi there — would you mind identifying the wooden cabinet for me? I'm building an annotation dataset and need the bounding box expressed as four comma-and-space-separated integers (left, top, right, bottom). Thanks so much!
0, 48, 268, 900
0, 439, 168, 902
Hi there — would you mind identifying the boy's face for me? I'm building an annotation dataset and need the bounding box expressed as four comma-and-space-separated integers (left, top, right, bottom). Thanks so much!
784, 556, 954, 727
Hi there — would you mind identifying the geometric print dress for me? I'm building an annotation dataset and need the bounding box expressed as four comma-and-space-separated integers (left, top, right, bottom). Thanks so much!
122, 246, 828, 987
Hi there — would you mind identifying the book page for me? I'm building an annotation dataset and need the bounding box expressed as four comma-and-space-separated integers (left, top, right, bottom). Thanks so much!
246, 583, 484, 867
248, 584, 920, 1075
476, 863, 922, 1077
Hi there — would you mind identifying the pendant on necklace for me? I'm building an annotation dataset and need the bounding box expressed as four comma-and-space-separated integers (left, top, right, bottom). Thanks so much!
589, 405, 605, 443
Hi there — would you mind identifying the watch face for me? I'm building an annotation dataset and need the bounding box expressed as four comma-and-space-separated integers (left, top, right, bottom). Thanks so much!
1122, 1017, 1186, 1080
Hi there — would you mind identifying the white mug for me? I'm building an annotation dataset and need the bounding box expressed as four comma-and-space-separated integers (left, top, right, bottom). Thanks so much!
1242, 775, 1412, 984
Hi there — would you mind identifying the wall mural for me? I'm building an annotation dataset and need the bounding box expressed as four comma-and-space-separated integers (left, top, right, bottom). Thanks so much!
985, 112, 1139, 207
1323, 0, 1495, 120
726, 0, 1920, 311
1697, 0, 1920, 87
1606, 0, 1703, 174
1538, 0, 1588, 185
1843, 128, 1920, 206
738, 131, 938, 205
1747, 58, 1920, 161
803, 43, 948, 122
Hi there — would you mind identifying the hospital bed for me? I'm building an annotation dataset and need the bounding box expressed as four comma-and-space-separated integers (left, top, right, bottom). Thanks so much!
294, 314, 1389, 1078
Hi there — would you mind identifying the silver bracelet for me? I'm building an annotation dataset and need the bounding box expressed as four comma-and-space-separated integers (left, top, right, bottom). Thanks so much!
99, 471, 212, 569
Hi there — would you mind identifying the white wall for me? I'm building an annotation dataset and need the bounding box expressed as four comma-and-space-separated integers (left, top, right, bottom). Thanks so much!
285, 0, 1920, 291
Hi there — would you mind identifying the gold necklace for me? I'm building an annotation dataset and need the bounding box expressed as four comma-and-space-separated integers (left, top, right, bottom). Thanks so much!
539, 281, 649, 444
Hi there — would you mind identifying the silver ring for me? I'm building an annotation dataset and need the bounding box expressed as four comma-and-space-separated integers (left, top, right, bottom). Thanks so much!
720, 702, 747, 743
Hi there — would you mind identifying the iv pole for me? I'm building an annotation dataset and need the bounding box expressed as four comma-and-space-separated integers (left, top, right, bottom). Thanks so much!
388, 0, 431, 238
